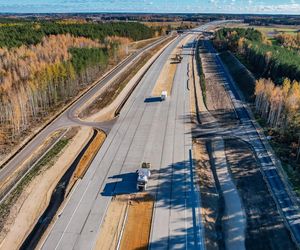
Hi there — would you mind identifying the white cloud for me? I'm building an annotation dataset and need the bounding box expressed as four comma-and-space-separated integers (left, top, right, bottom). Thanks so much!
235, 2, 300, 14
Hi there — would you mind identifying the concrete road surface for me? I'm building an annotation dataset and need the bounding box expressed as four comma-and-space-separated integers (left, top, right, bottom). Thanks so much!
212, 139, 246, 250
41, 32, 206, 250
0, 37, 166, 201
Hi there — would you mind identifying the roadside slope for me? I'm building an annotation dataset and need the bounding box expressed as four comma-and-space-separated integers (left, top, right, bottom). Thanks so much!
0, 127, 93, 250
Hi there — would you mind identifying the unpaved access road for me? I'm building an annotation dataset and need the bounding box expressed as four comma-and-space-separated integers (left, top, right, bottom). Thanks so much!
192, 29, 247, 249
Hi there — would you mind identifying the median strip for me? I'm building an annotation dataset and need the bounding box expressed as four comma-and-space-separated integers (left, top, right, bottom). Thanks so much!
151, 35, 191, 97
66, 130, 106, 194
95, 194, 154, 250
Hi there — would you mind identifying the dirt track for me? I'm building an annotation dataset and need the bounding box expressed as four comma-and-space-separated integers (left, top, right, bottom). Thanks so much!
225, 139, 296, 250
198, 42, 237, 126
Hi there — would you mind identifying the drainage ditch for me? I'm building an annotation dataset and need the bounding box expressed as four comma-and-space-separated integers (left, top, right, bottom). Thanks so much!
20, 129, 97, 250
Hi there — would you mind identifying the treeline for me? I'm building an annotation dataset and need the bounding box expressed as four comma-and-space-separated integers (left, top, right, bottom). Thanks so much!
0, 21, 154, 48
244, 16, 300, 26
255, 78, 300, 131
255, 78, 300, 162
215, 27, 262, 46
214, 27, 300, 83
0, 34, 107, 138
0, 21, 153, 145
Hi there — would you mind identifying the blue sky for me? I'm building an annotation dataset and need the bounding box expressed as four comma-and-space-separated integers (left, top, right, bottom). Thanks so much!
0, 0, 299, 14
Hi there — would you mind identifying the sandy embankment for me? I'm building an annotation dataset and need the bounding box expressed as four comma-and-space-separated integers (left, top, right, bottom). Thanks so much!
0, 127, 93, 250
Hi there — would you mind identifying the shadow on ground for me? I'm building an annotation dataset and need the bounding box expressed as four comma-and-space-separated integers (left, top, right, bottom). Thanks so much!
225, 139, 296, 250
144, 97, 162, 103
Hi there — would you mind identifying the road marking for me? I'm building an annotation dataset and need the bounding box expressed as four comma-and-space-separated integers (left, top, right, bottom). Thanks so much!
54, 180, 93, 250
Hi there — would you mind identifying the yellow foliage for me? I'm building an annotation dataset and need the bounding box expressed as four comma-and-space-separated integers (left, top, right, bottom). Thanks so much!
255, 78, 300, 129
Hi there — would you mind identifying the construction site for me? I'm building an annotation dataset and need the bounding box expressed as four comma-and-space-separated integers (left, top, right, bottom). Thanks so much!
0, 20, 299, 250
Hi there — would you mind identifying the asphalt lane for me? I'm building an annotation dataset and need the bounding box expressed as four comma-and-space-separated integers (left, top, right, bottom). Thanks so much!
42, 33, 206, 249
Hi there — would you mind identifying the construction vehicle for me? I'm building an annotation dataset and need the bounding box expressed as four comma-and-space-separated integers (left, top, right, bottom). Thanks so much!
136, 162, 151, 191
171, 54, 183, 63
161, 90, 168, 101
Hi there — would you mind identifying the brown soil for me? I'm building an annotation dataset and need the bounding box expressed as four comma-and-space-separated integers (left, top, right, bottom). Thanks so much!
120, 193, 154, 250
94, 195, 128, 250
95, 193, 154, 250
67, 130, 106, 194
193, 141, 219, 250
224, 139, 296, 250
199, 42, 237, 126
74, 130, 105, 179
151, 57, 177, 97
80, 37, 174, 119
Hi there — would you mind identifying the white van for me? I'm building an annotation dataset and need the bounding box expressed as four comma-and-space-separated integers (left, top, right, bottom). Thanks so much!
161, 91, 168, 101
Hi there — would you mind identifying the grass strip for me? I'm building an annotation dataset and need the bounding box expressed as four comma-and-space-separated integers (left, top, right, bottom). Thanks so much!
0, 138, 69, 231
196, 41, 207, 106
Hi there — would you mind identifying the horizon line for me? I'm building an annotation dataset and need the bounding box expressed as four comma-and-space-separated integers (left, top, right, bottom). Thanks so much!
0, 11, 299, 16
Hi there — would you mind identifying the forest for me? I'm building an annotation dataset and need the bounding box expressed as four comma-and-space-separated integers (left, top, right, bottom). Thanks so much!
214, 27, 300, 83
0, 21, 154, 150
255, 78, 300, 163
214, 27, 300, 164
0, 21, 154, 48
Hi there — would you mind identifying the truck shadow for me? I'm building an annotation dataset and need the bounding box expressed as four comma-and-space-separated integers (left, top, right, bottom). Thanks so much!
144, 97, 162, 103
101, 172, 137, 196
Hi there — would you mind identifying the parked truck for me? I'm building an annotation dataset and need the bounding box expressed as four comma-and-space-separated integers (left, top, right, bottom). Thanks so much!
136, 162, 151, 191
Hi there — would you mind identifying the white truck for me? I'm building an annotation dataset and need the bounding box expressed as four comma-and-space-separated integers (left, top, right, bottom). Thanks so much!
136, 162, 151, 191
161, 91, 168, 101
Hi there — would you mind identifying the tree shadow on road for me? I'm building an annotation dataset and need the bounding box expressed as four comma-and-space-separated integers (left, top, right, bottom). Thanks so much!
225, 139, 296, 250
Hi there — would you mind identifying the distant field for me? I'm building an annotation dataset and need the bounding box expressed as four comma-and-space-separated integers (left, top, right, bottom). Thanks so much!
250, 25, 300, 36
228, 23, 300, 37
